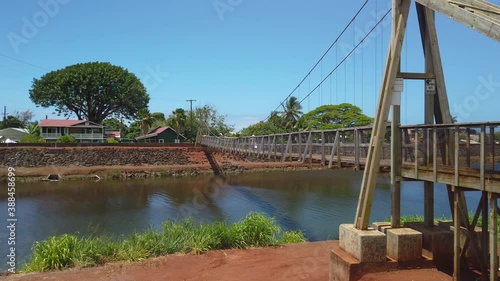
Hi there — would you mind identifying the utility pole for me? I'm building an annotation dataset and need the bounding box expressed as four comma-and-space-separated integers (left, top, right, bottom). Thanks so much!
3, 106, 6, 122
186, 99, 196, 140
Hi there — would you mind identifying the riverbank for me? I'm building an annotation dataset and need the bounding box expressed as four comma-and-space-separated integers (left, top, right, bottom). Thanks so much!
0, 146, 325, 182
0, 241, 453, 281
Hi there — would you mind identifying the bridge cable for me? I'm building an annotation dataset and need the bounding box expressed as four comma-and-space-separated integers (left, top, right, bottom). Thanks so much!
297, 8, 392, 106
262, 0, 371, 122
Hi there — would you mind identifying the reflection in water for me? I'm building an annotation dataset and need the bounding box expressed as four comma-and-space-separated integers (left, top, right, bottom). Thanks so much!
0, 169, 480, 269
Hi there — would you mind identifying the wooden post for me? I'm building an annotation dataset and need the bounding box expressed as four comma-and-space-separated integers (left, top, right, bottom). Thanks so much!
329, 131, 340, 169
489, 192, 498, 281
453, 186, 461, 281
466, 128, 471, 168
354, 129, 360, 170
391, 81, 402, 228
321, 132, 326, 166
354, 0, 411, 229
490, 126, 495, 172
481, 125, 486, 190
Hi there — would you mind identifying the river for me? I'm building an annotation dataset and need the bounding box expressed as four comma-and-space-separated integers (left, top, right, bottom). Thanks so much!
0, 169, 480, 270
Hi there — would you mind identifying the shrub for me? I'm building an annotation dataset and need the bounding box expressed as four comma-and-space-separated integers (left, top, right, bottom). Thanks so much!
19, 134, 46, 143
56, 135, 77, 143
106, 138, 118, 144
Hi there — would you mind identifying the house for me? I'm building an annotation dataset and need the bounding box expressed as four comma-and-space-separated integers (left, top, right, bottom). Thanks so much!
135, 126, 185, 143
40, 119, 104, 143
104, 130, 121, 140
0, 128, 29, 143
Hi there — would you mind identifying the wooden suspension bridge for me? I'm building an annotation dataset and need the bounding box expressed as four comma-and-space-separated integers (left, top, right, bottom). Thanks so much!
202, 0, 500, 280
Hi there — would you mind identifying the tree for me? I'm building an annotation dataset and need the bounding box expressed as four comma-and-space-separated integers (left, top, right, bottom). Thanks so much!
14, 110, 34, 126
19, 134, 46, 143
279, 96, 303, 130
26, 121, 40, 136
240, 121, 286, 136
169, 108, 187, 140
29, 62, 149, 123
0, 116, 24, 129
136, 108, 156, 135
299, 103, 373, 130
195, 105, 234, 137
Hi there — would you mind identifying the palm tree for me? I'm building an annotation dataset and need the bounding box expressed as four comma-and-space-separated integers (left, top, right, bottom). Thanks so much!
172, 108, 187, 141
26, 121, 40, 136
136, 109, 156, 135
280, 96, 303, 130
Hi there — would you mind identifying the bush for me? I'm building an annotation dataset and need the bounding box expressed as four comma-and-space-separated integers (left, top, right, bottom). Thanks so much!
56, 135, 77, 143
19, 134, 46, 143
106, 138, 118, 144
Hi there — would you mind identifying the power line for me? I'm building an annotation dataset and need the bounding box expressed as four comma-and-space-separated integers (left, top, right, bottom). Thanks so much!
298, 8, 392, 106
263, 0, 371, 122
0, 53, 50, 72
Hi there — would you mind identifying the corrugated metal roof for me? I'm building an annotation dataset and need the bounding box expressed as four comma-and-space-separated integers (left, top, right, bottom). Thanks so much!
40, 119, 102, 127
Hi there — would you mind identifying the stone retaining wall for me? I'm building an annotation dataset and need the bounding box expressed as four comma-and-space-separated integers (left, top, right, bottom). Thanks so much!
0, 147, 194, 167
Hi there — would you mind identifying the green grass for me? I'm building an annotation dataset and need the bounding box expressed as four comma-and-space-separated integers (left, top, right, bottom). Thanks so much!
22, 212, 306, 273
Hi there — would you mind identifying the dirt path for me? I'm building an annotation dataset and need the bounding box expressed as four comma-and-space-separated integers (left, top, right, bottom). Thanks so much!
1, 241, 453, 281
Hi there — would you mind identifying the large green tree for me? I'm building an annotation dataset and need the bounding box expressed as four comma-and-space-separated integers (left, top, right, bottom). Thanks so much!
299, 103, 373, 130
29, 62, 149, 123
168, 108, 187, 140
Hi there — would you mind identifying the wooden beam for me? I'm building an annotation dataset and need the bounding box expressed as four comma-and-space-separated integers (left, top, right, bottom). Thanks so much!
355, 0, 411, 229
415, 0, 500, 41
397, 72, 435, 80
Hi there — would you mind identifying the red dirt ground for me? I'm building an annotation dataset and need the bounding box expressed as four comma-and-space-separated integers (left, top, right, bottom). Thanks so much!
1, 241, 453, 281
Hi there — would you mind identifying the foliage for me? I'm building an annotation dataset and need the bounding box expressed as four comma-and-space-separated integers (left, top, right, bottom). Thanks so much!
279, 96, 303, 130
299, 103, 373, 130
19, 134, 46, 143
0, 115, 24, 129
136, 108, 156, 135
102, 118, 125, 131
240, 121, 286, 136
168, 108, 187, 140
29, 62, 149, 123
26, 122, 40, 136
194, 105, 234, 137
56, 135, 77, 143
105, 138, 118, 144
22, 212, 305, 272
14, 110, 34, 126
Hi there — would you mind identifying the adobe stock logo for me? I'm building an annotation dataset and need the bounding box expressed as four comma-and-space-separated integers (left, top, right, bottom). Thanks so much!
7, 0, 71, 54
213, 0, 244, 21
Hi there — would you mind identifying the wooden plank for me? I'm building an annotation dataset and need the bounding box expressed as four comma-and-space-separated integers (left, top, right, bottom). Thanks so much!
490, 126, 495, 172
415, 0, 500, 41
301, 133, 312, 163
433, 128, 438, 181
354, 129, 360, 170
489, 192, 498, 281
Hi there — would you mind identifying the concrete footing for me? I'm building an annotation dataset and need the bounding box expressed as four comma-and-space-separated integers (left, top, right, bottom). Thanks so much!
339, 224, 386, 263
386, 228, 422, 262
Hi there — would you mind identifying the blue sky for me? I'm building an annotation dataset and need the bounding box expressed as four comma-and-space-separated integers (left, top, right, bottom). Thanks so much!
0, 0, 499, 131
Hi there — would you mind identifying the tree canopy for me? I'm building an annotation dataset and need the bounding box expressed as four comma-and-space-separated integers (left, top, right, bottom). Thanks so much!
299, 103, 373, 130
29, 62, 149, 123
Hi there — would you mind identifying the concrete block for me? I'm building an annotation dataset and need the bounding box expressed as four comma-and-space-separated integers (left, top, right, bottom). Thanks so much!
339, 224, 386, 263
406, 222, 453, 268
386, 228, 422, 262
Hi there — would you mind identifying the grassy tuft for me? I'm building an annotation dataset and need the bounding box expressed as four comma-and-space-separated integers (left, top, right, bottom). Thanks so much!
22, 212, 306, 273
